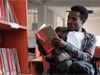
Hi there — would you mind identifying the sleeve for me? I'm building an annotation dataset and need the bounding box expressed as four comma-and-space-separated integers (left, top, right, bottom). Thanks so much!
64, 34, 97, 62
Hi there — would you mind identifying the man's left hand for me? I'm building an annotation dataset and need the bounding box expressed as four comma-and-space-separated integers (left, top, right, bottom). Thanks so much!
51, 37, 67, 49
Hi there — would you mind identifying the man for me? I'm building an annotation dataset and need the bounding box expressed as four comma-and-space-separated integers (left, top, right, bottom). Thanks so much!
36, 5, 97, 75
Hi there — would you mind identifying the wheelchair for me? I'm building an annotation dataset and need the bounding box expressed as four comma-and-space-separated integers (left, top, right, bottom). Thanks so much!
42, 56, 100, 75
42, 46, 100, 75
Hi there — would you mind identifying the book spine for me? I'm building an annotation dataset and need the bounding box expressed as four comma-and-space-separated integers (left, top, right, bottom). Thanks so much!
3, 0, 10, 22
1, 48, 9, 75
7, 0, 15, 23
9, 0, 19, 24
12, 48, 21, 74
0, 0, 2, 20
6, 48, 13, 75
0, 49, 3, 75
9, 48, 17, 75
0, 0, 5, 20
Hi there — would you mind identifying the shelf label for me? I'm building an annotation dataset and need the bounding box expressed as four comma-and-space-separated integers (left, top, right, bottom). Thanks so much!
10, 23, 20, 29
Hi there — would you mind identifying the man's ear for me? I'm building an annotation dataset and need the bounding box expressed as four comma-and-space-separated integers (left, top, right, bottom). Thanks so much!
81, 19, 86, 24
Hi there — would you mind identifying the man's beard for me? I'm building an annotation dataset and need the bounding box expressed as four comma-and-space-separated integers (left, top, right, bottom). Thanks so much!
67, 28, 79, 32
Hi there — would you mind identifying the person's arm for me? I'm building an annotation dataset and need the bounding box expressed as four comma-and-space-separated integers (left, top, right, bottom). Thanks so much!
54, 27, 97, 61
64, 35, 97, 62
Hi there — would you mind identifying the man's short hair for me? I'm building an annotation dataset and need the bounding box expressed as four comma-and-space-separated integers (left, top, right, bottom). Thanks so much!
71, 5, 88, 20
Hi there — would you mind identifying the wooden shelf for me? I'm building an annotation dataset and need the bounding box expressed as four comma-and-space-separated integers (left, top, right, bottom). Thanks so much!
0, 20, 27, 30
30, 56, 43, 74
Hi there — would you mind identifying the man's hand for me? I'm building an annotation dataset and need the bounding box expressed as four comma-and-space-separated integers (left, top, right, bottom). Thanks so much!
36, 36, 45, 47
51, 37, 67, 49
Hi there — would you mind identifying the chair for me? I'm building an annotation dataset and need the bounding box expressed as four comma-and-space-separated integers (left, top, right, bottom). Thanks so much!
92, 56, 100, 75
92, 46, 100, 75
43, 46, 100, 75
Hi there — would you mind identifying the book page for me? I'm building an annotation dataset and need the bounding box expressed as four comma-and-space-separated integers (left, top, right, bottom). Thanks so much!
46, 26, 57, 39
38, 23, 46, 30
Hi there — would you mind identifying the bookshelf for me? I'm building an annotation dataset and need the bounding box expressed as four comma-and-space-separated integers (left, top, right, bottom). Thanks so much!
30, 56, 43, 74
0, 0, 28, 74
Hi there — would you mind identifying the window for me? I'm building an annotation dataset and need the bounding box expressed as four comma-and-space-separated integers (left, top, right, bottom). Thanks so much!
28, 8, 38, 38
57, 16, 63, 26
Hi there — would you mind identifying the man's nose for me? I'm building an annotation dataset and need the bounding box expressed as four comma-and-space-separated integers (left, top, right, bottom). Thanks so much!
67, 19, 71, 23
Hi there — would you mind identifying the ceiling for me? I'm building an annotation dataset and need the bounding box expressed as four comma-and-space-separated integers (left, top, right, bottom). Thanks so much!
28, 0, 100, 7
28, 0, 100, 18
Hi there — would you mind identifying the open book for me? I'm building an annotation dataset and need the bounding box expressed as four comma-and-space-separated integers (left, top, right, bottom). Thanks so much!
35, 24, 58, 55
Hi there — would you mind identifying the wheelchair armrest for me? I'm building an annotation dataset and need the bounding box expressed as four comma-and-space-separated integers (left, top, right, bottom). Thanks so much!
92, 56, 100, 75
92, 56, 100, 62
45, 57, 54, 63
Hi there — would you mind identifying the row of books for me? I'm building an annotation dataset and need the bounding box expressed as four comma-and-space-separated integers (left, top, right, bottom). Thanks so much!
0, 48, 21, 75
0, 0, 18, 23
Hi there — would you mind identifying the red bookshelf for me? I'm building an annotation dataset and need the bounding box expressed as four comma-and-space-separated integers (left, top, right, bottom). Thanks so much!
0, 0, 28, 74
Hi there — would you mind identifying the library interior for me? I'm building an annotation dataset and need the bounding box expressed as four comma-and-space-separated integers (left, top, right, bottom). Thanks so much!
0, 0, 100, 75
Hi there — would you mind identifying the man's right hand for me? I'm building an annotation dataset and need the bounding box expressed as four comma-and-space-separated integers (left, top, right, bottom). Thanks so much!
36, 37, 45, 47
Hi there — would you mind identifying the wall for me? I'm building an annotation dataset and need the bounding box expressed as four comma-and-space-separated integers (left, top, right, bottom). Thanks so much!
28, 38, 36, 48
83, 12, 100, 36
46, 8, 54, 26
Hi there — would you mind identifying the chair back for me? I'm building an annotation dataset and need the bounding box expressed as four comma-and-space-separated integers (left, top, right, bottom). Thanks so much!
94, 46, 100, 67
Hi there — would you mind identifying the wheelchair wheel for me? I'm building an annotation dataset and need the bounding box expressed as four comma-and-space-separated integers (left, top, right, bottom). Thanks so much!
42, 69, 50, 75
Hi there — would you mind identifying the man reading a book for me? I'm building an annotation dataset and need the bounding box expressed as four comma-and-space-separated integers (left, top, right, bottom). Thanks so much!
36, 5, 96, 75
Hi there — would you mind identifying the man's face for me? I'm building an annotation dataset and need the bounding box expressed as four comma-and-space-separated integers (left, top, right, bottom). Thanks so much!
67, 11, 84, 31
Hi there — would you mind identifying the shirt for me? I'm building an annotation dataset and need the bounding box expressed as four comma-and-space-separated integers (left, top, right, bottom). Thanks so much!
54, 27, 97, 62
59, 31, 85, 61
67, 31, 85, 49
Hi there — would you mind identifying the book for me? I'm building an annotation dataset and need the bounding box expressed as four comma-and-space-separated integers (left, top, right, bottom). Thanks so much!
12, 48, 21, 74
7, 0, 15, 23
0, 50, 3, 75
1, 48, 9, 75
0, 0, 5, 20
3, 0, 10, 22
9, 1, 19, 24
35, 24, 58, 55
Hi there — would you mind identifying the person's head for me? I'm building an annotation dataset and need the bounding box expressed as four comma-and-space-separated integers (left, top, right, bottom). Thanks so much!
67, 5, 88, 31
